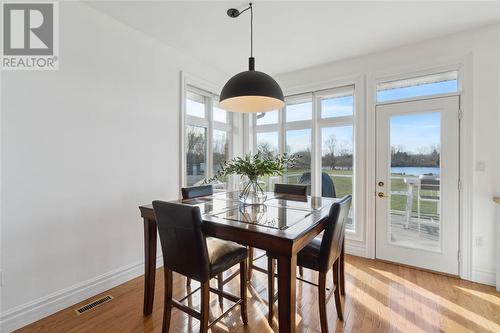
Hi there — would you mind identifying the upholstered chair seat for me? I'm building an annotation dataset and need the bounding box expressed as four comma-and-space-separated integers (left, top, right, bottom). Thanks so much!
296, 237, 323, 271
206, 237, 248, 277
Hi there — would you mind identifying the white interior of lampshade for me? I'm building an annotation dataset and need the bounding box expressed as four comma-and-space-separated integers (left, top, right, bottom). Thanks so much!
219, 96, 285, 113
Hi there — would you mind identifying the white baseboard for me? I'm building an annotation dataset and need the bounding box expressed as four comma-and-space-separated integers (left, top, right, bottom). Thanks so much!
0, 256, 163, 333
472, 268, 496, 287
345, 241, 367, 258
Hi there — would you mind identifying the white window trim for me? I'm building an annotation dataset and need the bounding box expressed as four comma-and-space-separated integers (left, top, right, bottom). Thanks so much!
180, 71, 240, 191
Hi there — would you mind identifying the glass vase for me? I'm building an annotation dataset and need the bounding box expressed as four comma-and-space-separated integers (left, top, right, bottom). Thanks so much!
239, 177, 267, 205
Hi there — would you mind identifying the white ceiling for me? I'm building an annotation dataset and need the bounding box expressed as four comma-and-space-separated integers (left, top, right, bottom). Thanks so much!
87, 1, 500, 75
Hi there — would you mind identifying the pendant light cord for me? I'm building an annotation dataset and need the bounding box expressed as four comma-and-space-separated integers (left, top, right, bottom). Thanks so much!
235, 3, 253, 58
250, 3, 253, 58
228, 3, 255, 70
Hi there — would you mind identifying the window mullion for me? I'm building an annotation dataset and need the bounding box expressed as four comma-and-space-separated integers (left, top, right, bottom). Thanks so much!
312, 92, 321, 197
206, 96, 214, 179
279, 104, 285, 184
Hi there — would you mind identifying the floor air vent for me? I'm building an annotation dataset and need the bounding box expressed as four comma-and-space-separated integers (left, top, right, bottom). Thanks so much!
75, 295, 114, 315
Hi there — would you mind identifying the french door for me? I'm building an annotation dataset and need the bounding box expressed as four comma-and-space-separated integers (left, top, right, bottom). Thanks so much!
375, 96, 459, 275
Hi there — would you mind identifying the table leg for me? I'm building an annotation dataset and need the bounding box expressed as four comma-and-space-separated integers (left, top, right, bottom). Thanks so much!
277, 254, 297, 333
340, 238, 345, 296
143, 217, 157, 316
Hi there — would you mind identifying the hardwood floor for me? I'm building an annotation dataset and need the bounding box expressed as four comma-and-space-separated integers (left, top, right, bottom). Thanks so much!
16, 255, 500, 333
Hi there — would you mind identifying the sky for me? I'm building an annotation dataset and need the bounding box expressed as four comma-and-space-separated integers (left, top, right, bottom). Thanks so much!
377, 79, 457, 102
390, 112, 441, 154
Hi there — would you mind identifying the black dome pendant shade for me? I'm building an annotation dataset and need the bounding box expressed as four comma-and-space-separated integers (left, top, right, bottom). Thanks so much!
219, 3, 284, 113
220, 57, 284, 113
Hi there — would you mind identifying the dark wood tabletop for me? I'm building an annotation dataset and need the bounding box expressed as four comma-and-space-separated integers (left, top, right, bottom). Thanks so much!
139, 191, 336, 333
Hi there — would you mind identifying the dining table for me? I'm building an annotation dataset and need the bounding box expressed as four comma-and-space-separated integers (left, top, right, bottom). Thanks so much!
138, 191, 338, 333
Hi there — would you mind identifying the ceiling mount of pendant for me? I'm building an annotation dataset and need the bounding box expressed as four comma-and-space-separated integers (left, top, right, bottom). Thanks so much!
226, 3, 252, 18
220, 3, 284, 113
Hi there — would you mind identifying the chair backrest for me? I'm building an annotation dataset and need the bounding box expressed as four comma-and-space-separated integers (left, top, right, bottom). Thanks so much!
152, 200, 210, 282
298, 172, 337, 198
321, 173, 336, 198
181, 185, 213, 199
318, 195, 352, 273
274, 183, 308, 196
419, 174, 440, 192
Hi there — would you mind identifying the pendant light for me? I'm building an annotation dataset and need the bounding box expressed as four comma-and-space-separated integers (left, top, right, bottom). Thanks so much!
219, 3, 284, 113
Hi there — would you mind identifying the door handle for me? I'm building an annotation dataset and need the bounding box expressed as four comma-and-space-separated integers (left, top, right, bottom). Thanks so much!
378, 192, 388, 198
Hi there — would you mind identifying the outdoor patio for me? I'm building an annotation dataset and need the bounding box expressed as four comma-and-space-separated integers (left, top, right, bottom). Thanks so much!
390, 212, 441, 251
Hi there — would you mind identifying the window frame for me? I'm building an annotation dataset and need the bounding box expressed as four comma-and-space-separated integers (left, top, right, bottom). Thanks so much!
181, 77, 235, 189
253, 84, 361, 236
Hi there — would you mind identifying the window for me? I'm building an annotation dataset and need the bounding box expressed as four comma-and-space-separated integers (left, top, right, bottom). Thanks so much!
377, 71, 458, 103
254, 107, 282, 191
318, 87, 355, 230
253, 86, 357, 232
256, 110, 279, 125
284, 95, 313, 185
256, 131, 279, 158
285, 128, 312, 184
256, 131, 279, 188
186, 91, 205, 118
184, 86, 233, 187
213, 129, 228, 176
286, 98, 312, 122
213, 103, 227, 123
186, 125, 207, 185
321, 125, 354, 229
321, 95, 353, 118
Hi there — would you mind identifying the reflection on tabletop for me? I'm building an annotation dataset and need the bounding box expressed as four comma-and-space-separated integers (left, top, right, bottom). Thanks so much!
181, 191, 337, 230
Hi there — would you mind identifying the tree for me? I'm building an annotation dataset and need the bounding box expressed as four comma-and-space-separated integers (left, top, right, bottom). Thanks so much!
186, 128, 206, 175
257, 142, 277, 160
324, 135, 337, 169
294, 148, 311, 169
390, 144, 440, 167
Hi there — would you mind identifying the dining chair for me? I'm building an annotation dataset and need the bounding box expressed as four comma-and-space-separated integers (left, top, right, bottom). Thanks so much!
181, 184, 213, 200
271, 183, 309, 277
153, 200, 248, 333
181, 185, 213, 288
267, 195, 351, 331
274, 183, 308, 196
298, 172, 337, 198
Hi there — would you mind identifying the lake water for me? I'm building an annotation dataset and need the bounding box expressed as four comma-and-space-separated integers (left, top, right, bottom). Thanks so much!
391, 166, 440, 176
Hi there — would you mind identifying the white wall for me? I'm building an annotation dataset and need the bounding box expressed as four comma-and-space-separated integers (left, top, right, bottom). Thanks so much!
276, 24, 500, 286
0, 2, 225, 331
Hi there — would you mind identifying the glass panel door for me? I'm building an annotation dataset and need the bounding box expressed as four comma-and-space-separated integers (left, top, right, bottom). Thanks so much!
388, 112, 441, 251
375, 96, 459, 275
